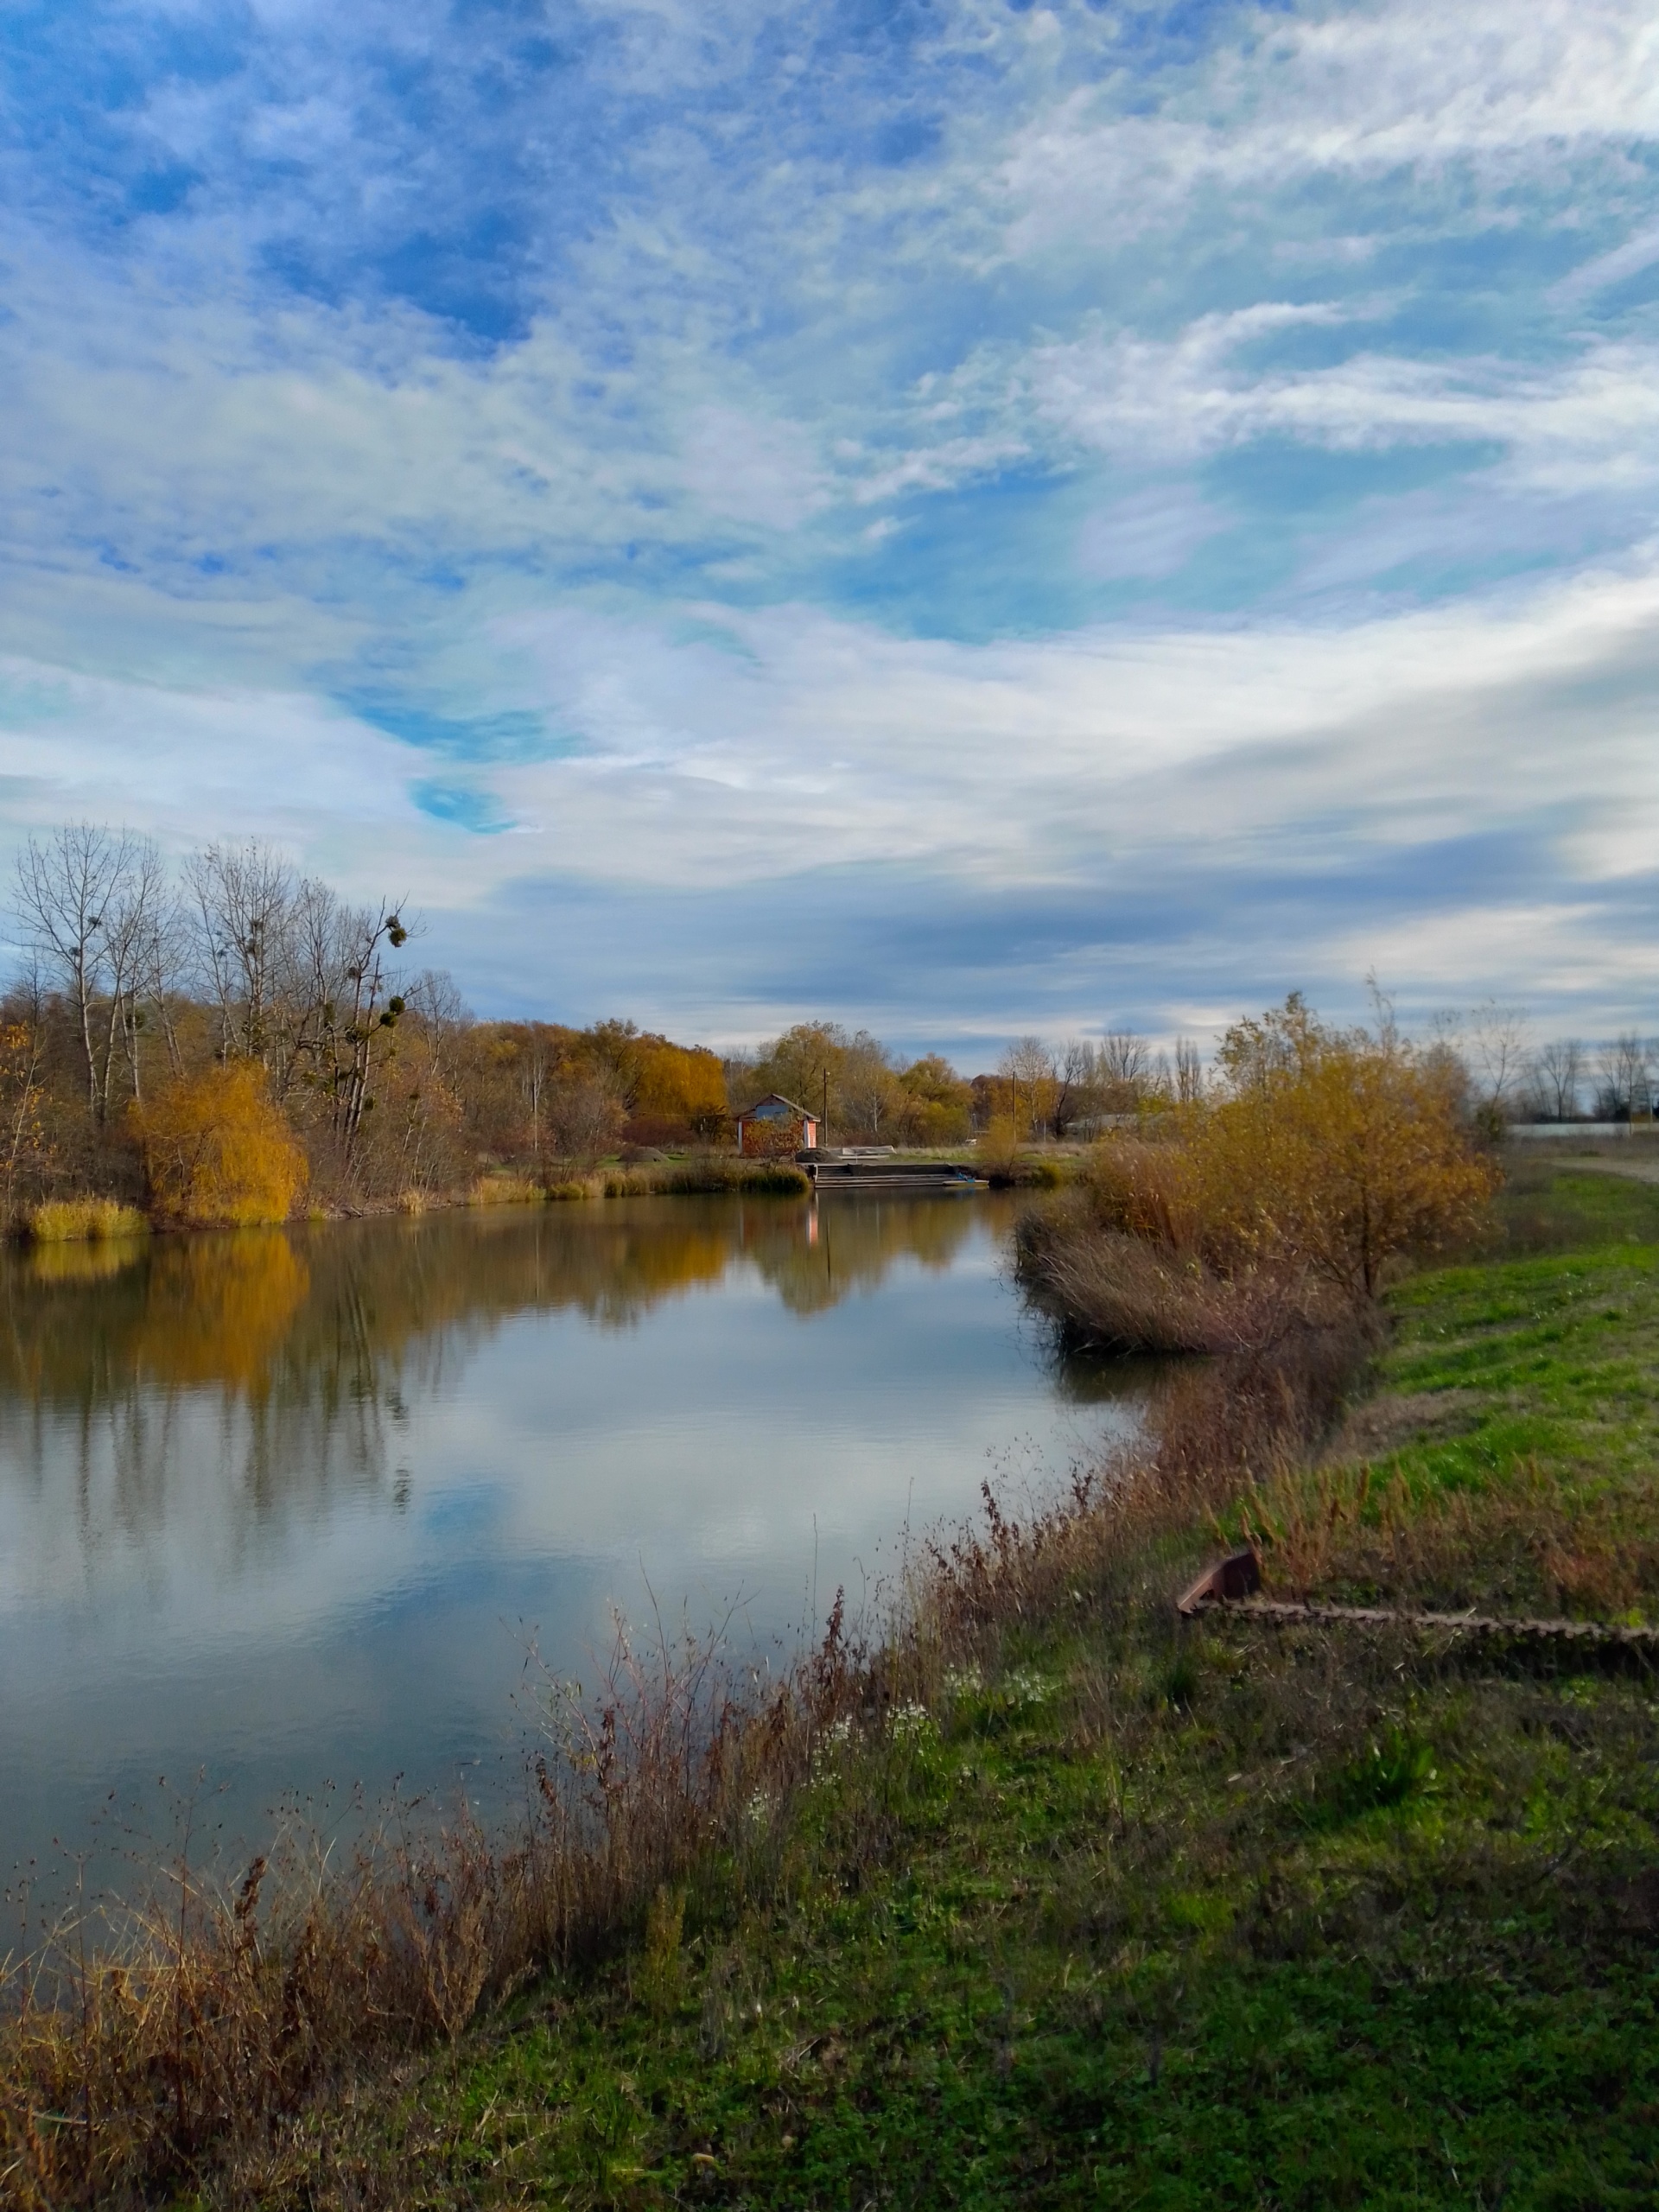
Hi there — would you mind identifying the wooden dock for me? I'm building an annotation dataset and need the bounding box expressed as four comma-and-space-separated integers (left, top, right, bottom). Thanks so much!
800, 1155, 982, 1190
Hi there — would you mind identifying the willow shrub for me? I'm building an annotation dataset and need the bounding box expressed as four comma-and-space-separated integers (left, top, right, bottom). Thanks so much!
130, 1061, 308, 1227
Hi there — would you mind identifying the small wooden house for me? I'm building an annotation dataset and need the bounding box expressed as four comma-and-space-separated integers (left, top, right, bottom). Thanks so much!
734, 1093, 819, 1155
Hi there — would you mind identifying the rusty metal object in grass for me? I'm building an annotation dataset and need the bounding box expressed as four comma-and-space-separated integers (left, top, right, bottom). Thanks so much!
1175, 1548, 1262, 1616
1177, 1549, 1659, 1649
1232, 1598, 1659, 1648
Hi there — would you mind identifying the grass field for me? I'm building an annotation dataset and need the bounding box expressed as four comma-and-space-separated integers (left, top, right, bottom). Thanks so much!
228, 1158, 1659, 2211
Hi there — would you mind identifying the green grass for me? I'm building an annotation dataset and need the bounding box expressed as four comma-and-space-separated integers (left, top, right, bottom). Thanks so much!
1380, 1238, 1659, 1497
211, 1160, 1659, 2208
302, 1618, 1659, 2209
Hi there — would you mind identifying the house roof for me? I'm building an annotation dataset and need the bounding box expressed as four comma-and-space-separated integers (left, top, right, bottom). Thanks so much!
734, 1092, 815, 1120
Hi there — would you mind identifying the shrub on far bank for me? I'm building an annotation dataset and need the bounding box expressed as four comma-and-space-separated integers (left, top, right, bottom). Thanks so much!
130, 1062, 308, 1227
1020, 995, 1498, 1353
26, 1196, 149, 1243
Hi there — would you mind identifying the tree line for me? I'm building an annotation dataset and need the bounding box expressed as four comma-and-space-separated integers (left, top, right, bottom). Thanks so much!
0, 827, 745, 1223
3, 825, 1650, 1228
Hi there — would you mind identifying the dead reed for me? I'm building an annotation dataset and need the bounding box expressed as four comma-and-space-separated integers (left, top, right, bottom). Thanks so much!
0, 1607, 870, 2209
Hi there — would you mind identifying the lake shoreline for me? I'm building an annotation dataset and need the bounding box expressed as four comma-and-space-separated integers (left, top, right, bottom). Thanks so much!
10, 1160, 1659, 2204
9, 1148, 1082, 1244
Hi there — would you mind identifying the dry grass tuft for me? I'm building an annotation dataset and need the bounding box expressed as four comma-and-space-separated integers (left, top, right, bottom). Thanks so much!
25, 1198, 149, 1244
1248, 1452, 1659, 1622
467, 1174, 544, 1208
1020, 1222, 1325, 1355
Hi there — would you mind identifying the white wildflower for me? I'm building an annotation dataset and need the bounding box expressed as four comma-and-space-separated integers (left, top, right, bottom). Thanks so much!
1003, 1668, 1054, 1709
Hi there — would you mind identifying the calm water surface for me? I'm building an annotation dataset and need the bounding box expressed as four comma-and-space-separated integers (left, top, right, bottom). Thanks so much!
0, 1192, 1141, 1877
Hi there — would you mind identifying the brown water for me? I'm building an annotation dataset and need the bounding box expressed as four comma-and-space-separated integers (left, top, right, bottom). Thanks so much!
0, 1192, 1143, 1879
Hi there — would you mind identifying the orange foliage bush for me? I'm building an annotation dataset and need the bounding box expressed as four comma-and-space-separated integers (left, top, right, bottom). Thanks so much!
1079, 995, 1495, 1299
1192, 995, 1497, 1297
130, 1062, 308, 1226
1028, 996, 1498, 1351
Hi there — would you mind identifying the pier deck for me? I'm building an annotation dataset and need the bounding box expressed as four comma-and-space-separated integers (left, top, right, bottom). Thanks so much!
799, 1154, 982, 1189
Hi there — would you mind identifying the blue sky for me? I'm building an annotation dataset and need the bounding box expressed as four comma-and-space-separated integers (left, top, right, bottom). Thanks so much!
3, 0, 1659, 1059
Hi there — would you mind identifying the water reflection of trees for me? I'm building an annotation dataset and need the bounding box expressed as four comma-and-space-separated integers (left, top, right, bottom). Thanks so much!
747, 1192, 997, 1314
0, 1196, 1016, 1549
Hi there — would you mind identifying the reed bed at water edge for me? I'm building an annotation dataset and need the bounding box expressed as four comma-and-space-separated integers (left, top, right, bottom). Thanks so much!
22, 1198, 149, 1244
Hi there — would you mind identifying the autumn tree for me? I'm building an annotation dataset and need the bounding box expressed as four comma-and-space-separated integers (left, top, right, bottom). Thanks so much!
741, 1021, 908, 1145
1195, 997, 1496, 1297
1024, 995, 1498, 1352
549, 1067, 628, 1167
896, 1054, 971, 1143
995, 1037, 1058, 1140
628, 1036, 729, 1141
131, 1062, 308, 1226
0, 1001, 50, 1217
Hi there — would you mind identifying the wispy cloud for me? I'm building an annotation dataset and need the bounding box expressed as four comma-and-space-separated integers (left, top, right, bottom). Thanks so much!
2, 0, 1658, 1046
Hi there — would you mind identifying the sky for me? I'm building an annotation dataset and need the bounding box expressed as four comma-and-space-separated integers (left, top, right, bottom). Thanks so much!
3, 0, 1659, 1062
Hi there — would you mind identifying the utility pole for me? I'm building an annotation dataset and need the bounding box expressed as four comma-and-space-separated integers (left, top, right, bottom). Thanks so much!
823, 1066, 830, 1154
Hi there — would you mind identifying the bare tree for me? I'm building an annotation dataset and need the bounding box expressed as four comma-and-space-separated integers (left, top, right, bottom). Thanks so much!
1597, 1033, 1654, 1120
184, 840, 298, 1066
1532, 1037, 1584, 1122
128, 877, 191, 1084
97, 837, 167, 1112
1173, 1037, 1205, 1104
320, 899, 410, 1160
1463, 1001, 1533, 1115
1098, 1029, 1150, 1109
13, 823, 148, 1122
1050, 1041, 1101, 1138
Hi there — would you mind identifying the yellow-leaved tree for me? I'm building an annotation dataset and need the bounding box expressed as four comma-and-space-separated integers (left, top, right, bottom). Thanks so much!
1024, 995, 1498, 1351
1193, 994, 1497, 1299
131, 1062, 308, 1227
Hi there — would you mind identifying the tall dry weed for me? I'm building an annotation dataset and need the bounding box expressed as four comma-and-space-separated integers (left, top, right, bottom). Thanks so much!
1249, 1452, 1659, 1620
0, 1601, 869, 2209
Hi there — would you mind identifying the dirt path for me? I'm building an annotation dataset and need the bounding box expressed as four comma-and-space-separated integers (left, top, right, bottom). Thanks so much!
1548, 1151, 1659, 1185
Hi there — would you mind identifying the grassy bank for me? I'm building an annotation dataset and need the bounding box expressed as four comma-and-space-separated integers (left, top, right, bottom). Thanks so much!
269, 1160, 1659, 2209
10, 1161, 1659, 2207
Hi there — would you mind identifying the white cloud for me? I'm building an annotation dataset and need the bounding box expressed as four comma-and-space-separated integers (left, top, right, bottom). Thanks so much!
1033, 317, 1659, 500
1003, 0, 1659, 251
677, 405, 830, 530
6, 0, 1659, 1039
1077, 486, 1226, 581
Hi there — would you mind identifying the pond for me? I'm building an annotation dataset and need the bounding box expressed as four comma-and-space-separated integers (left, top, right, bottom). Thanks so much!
0, 1192, 1143, 1883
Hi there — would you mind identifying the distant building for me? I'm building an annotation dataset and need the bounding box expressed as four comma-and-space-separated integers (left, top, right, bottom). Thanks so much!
734, 1093, 819, 1154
